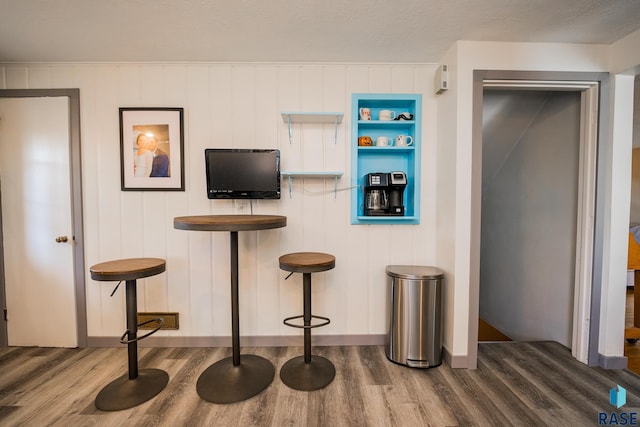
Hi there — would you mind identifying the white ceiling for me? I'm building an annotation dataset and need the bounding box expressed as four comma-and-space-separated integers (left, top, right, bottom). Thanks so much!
1, 0, 640, 63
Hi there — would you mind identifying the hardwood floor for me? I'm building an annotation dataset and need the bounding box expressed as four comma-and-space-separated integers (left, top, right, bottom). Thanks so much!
1, 342, 639, 426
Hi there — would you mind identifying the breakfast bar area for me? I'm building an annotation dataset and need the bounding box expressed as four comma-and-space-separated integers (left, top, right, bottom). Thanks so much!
2, 1, 640, 423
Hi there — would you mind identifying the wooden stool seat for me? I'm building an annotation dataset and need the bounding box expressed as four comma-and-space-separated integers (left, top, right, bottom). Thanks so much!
279, 252, 335, 391
90, 258, 166, 282
90, 257, 168, 411
279, 252, 335, 273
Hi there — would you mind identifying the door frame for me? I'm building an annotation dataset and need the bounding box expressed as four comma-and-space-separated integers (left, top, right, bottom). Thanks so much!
471, 71, 610, 367
0, 89, 87, 347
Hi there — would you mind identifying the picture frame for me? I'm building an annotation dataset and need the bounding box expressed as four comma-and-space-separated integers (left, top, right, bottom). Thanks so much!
120, 107, 185, 191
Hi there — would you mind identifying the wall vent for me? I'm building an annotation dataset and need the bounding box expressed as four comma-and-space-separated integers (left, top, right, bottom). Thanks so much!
137, 312, 179, 330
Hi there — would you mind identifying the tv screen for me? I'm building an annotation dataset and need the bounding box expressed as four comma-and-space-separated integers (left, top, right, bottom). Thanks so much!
205, 148, 281, 199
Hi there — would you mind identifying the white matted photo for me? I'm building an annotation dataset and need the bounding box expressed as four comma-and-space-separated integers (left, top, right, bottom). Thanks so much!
119, 107, 184, 191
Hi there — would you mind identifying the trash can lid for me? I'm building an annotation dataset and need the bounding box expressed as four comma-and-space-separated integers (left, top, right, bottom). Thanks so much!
386, 265, 444, 280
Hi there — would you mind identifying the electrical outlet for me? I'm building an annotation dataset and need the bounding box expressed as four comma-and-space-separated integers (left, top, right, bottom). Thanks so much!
235, 200, 250, 214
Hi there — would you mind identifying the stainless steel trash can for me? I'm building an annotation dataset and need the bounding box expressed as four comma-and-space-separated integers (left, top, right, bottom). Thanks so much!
385, 265, 444, 368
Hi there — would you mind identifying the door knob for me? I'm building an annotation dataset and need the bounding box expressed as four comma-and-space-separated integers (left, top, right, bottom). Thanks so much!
55, 236, 68, 243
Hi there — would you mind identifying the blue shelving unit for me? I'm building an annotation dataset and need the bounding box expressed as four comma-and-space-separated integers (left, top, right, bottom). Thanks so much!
351, 94, 422, 224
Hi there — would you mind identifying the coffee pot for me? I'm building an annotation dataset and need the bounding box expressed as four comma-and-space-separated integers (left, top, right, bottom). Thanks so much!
364, 172, 390, 215
363, 171, 407, 216
366, 189, 389, 213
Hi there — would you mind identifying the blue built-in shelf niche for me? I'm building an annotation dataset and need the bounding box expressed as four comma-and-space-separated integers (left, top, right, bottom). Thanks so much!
351, 93, 422, 224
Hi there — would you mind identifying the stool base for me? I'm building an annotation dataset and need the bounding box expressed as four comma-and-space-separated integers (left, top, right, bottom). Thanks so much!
95, 368, 169, 411
280, 355, 335, 391
197, 354, 274, 404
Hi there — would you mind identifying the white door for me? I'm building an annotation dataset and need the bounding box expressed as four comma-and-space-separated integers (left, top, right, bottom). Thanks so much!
0, 97, 77, 347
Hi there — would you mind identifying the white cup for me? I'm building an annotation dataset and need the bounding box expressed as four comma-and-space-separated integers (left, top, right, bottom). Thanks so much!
376, 136, 392, 147
359, 107, 371, 120
395, 135, 414, 147
378, 110, 396, 121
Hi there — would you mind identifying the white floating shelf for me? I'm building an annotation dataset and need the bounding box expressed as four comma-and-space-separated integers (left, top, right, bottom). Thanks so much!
281, 112, 344, 124
282, 171, 343, 178
281, 112, 344, 144
281, 171, 344, 198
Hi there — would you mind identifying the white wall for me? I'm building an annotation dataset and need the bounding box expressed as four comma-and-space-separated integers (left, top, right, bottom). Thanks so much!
436, 41, 620, 367
610, 29, 640, 75
436, 44, 461, 362
1, 29, 638, 365
0, 63, 439, 342
596, 28, 640, 362
598, 73, 634, 362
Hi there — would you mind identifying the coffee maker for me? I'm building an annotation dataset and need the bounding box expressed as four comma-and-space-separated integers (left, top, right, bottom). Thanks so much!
388, 171, 407, 216
363, 171, 407, 216
364, 172, 389, 215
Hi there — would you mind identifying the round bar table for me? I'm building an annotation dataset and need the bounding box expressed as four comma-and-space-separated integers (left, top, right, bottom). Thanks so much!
174, 214, 286, 403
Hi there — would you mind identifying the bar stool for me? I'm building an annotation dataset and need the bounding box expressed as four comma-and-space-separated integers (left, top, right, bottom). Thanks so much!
279, 252, 335, 391
90, 258, 169, 411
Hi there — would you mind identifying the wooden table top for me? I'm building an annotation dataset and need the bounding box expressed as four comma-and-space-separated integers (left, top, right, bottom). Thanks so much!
174, 214, 287, 232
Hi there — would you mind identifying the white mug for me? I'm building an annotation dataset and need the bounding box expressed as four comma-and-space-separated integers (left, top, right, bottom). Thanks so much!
359, 107, 371, 120
376, 136, 392, 147
378, 109, 396, 121
395, 135, 414, 147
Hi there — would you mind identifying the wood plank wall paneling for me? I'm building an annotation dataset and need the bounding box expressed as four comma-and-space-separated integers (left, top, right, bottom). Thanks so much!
0, 63, 438, 342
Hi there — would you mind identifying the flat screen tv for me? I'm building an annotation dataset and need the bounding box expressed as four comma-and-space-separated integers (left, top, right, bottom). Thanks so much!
205, 148, 281, 199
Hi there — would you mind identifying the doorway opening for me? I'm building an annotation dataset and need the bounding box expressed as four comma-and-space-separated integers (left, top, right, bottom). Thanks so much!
470, 71, 606, 367
479, 90, 581, 347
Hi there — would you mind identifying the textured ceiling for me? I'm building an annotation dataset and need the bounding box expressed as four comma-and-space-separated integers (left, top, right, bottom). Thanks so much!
1, 0, 640, 63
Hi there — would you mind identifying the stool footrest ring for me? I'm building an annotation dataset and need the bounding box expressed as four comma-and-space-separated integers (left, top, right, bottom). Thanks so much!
120, 317, 165, 344
283, 314, 330, 329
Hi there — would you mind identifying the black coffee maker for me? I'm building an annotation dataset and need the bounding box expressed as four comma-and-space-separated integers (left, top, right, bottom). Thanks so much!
388, 171, 407, 216
364, 172, 389, 215
363, 171, 407, 216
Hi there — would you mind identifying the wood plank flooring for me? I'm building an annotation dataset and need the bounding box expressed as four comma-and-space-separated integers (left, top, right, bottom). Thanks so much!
1, 342, 640, 426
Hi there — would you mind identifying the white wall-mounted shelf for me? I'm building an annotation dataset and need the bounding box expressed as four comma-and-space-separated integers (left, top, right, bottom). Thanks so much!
281, 171, 344, 198
281, 112, 344, 144
282, 171, 344, 178
281, 113, 344, 123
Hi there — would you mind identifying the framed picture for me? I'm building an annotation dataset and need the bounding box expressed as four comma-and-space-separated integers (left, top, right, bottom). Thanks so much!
120, 107, 185, 191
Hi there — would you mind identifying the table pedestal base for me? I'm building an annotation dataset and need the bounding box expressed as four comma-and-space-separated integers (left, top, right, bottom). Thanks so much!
280, 355, 335, 391
196, 355, 274, 403
95, 368, 169, 411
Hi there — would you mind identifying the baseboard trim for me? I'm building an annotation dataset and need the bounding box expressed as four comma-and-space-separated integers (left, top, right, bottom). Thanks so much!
87, 334, 387, 348
598, 353, 628, 369
443, 345, 469, 368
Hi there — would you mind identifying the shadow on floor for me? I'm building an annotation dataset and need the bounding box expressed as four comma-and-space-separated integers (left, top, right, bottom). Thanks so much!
478, 318, 512, 342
